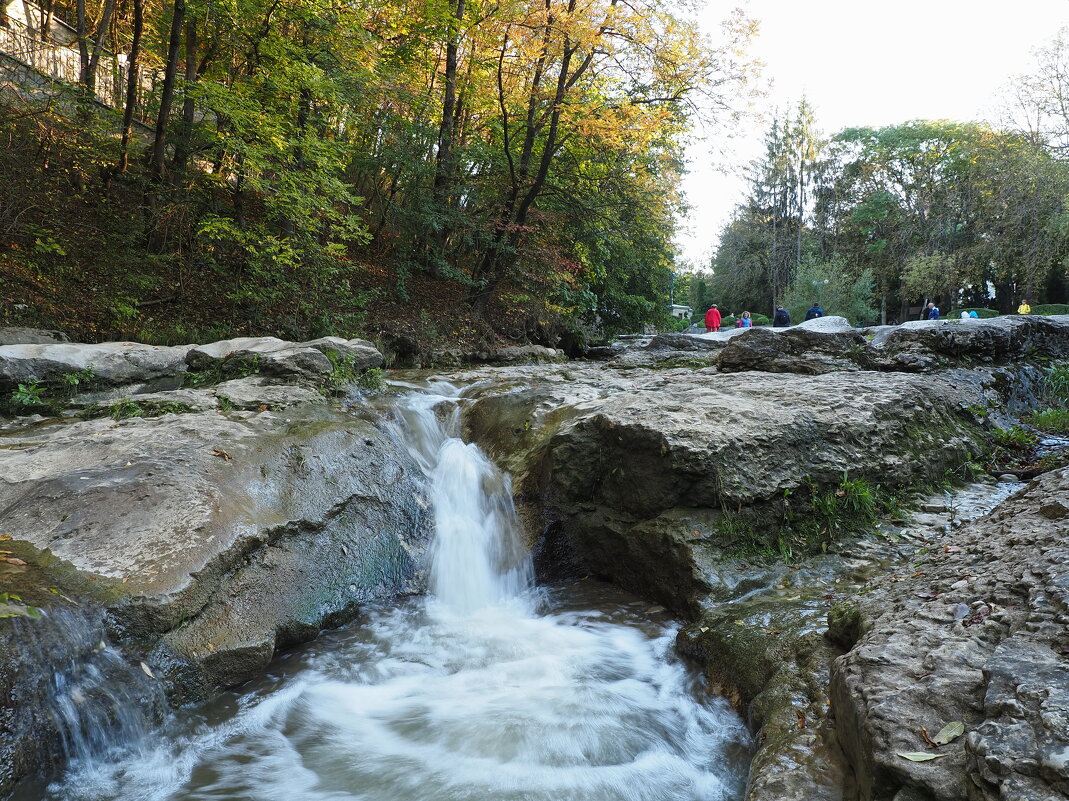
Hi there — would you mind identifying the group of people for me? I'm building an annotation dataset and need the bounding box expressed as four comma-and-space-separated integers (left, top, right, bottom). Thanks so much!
926, 300, 1032, 320
704, 299, 1036, 331
702, 303, 824, 332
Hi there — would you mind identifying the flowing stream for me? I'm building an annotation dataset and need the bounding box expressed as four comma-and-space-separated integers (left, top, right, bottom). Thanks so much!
35, 382, 751, 801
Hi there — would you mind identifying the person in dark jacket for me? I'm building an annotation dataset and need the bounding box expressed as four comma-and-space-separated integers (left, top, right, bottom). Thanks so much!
773, 306, 791, 327
704, 304, 722, 332
804, 303, 823, 321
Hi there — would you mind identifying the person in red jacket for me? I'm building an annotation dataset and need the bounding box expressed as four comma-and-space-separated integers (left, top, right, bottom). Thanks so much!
704, 304, 721, 332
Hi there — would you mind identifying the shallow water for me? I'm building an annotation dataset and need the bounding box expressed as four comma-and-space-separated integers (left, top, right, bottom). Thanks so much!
31, 380, 751, 801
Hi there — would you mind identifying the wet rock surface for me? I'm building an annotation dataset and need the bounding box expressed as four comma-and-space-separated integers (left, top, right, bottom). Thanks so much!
831, 468, 1069, 801
0, 334, 429, 796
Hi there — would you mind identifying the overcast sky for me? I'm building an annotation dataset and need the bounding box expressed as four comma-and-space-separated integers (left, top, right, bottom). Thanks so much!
677, 0, 1069, 268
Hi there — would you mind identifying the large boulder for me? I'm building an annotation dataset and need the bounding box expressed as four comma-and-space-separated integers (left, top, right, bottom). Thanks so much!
539, 368, 998, 612
0, 341, 192, 392
0, 396, 430, 793
830, 468, 1069, 801
867, 315, 1069, 372
717, 322, 866, 374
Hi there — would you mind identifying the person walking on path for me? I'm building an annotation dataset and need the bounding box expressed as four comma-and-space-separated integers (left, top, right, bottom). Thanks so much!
737, 311, 753, 328
925, 302, 940, 320
1018, 300, 1032, 315
805, 303, 824, 321
705, 304, 722, 332
773, 306, 791, 327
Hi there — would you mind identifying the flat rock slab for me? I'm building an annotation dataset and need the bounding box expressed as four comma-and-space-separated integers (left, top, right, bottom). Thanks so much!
213, 377, 326, 410
831, 468, 1069, 801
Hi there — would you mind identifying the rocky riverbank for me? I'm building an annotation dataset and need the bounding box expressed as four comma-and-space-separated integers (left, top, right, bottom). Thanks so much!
452, 314, 1069, 801
2, 315, 1068, 800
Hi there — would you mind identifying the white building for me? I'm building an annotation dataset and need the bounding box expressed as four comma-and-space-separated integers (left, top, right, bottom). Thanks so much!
669, 305, 692, 320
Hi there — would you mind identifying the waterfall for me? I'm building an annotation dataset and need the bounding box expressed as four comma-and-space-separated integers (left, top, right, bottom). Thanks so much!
33, 379, 751, 801
392, 382, 533, 612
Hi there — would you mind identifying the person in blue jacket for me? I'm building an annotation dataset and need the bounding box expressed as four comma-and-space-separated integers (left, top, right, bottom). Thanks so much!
804, 303, 823, 321
773, 306, 791, 327
926, 302, 940, 320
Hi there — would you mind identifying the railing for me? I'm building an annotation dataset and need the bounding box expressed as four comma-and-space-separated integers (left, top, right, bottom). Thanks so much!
0, 21, 153, 118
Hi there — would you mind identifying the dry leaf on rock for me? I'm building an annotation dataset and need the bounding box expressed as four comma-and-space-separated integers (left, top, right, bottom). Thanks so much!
932, 721, 965, 745
898, 752, 947, 762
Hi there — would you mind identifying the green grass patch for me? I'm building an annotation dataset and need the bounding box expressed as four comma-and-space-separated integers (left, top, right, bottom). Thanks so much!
1026, 407, 1069, 434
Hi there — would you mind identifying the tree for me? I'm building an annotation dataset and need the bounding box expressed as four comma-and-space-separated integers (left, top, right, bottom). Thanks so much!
782, 256, 875, 325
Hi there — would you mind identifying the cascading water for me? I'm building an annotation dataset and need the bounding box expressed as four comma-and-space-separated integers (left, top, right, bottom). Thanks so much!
32, 381, 751, 801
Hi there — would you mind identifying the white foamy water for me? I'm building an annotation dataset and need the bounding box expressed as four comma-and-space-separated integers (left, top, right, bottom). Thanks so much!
36, 382, 751, 801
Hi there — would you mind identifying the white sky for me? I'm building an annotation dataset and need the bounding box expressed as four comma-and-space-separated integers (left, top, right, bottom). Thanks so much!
677, 0, 1069, 268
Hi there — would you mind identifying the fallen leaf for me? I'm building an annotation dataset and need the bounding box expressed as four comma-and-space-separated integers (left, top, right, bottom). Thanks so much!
898, 752, 947, 762
933, 721, 965, 745
914, 592, 939, 600
3, 557, 27, 566
140, 662, 156, 679
920, 727, 938, 748
0, 535, 11, 541
213, 448, 233, 461
795, 710, 806, 729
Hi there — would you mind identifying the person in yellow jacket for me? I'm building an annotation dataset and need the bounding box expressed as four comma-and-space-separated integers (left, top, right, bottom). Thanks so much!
1017, 300, 1032, 315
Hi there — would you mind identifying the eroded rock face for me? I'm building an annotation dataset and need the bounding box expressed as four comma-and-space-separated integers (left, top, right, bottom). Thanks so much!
539, 368, 996, 615
0, 335, 423, 795
830, 468, 1069, 801
0, 403, 428, 696
0, 341, 193, 392
0, 327, 69, 346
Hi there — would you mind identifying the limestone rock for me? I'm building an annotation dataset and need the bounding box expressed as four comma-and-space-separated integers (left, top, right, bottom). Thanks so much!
830, 468, 1069, 801
0, 341, 192, 392
0, 327, 69, 345
212, 377, 326, 410
480, 345, 567, 364
717, 324, 866, 375
0, 403, 430, 702
301, 336, 385, 370
608, 332, 725, 369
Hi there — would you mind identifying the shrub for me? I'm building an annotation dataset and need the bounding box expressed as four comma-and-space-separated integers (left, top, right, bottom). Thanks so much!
1031, 303, 1069, 316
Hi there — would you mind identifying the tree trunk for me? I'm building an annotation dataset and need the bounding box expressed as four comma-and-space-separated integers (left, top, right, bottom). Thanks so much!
150, 0, 186, 183
172, 17, 198, 172
38, 0, 54, 42
86, 0, 116, 91
116, 0, 144, 173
